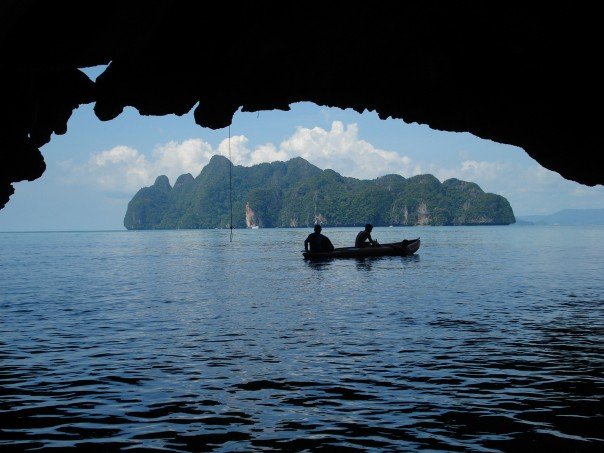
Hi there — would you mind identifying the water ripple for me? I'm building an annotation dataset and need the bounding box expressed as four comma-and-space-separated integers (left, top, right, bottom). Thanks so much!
1, 227, 603, 450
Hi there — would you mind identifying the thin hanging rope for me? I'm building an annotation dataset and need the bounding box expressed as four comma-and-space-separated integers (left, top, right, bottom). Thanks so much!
229, 125, 233, 242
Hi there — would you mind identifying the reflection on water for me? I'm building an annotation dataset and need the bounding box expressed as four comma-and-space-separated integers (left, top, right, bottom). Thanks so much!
0, 226, 602, 451
351, 255, 420, 272
355, 257, 374, 271
306, 255, 421, 273
305, 259, 333, 270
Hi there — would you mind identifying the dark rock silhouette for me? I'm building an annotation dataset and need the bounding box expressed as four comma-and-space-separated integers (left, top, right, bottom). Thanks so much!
1, 3, 601, 209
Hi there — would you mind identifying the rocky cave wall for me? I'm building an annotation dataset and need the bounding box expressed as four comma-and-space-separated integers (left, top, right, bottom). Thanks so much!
1, 2, 601, 209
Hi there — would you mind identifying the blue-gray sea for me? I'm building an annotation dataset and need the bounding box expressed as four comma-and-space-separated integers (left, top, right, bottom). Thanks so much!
1, 226, 603, 452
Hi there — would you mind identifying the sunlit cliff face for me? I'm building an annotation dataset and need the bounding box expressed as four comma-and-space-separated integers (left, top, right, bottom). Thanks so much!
1, 3, 601, 210
245, 203, 258, 229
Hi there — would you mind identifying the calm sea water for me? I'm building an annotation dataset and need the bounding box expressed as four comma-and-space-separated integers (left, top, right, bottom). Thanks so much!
1, 226, 602, 451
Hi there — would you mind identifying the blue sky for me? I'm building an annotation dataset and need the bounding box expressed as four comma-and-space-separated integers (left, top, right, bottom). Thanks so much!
1, 66, 603, 231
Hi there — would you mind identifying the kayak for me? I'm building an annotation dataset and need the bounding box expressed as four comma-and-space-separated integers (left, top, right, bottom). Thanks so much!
303, 238, 420, 259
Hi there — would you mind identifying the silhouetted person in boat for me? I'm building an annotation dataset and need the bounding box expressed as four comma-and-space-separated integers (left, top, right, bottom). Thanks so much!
304, 224, 335, 253
355, 223, 380, 248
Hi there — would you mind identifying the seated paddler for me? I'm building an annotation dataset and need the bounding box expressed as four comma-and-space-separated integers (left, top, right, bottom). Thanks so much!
304, 224, 335, 253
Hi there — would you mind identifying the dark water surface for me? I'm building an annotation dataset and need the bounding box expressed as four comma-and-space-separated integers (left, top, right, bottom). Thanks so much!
1, 226, 603, 451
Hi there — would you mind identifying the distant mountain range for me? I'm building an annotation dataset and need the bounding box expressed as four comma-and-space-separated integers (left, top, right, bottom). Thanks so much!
124, 155, 515, 229
517, 208, 604, 225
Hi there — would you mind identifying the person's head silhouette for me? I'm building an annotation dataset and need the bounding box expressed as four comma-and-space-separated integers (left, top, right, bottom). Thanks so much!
314, 224, 322, 233
365, 223, 373, 232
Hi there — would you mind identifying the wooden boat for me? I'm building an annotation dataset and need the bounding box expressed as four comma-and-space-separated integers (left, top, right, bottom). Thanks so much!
303, 238, 420, 259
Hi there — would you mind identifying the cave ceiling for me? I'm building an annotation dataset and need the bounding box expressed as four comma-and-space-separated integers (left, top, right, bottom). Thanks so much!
0, 2, 601, 209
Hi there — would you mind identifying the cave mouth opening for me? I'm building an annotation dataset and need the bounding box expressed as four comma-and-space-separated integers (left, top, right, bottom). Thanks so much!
2, 94, 603, 233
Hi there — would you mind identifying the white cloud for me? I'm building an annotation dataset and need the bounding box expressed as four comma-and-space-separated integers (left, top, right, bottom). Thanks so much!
216, 135, 252, 165
60, 140, 215, 193
151, 139, 214, 180
277, 121, 415, 179
59, 145, 152, 192
250, 143, 289, 165
430, 158, 604, 215
434, 159, 509, 184
59, 121, 417, 193
58, 120, 604, 217
212, 121, 416, 179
